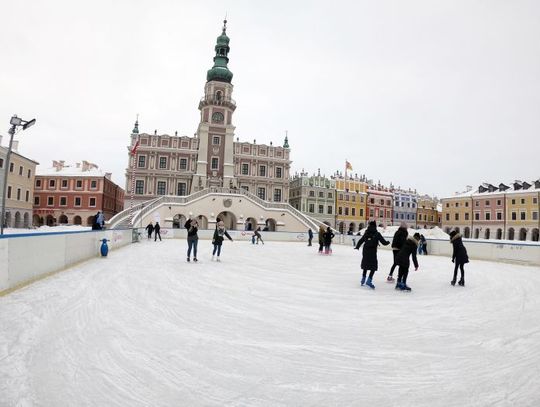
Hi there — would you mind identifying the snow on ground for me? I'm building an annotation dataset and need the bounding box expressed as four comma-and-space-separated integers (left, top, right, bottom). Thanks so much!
1, 240, 540, 406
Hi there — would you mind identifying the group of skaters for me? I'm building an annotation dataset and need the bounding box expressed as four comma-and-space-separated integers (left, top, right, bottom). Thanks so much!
309, 221, 469, 291
182, 217, 233, 262
145, 221, 162, 241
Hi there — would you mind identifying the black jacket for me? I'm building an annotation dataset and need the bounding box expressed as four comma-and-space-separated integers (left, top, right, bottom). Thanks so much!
323, 230, 335, 245
308, 229, 313, 239
355, 226, 390, 270
145, 224, 154, 233
391, 227, 408, 251
187, 225, 198, 239
154, 223, 161, 233
396, 236, 419, 268
213, 228, 232, 245
451, 233, 469, 264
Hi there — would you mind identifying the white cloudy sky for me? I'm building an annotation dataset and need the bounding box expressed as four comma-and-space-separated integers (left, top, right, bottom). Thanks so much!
1, 0, 539, 198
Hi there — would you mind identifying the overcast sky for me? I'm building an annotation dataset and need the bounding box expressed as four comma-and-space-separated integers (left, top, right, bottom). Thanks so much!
1, 0, 539, 198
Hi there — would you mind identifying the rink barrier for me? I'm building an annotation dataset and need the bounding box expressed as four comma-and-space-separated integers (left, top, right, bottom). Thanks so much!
1, 228, 539, 294
0, 229, 132, 295
339, 234, 540, 266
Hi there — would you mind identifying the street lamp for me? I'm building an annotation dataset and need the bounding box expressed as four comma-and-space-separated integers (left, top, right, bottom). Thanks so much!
1, 115, 36, 235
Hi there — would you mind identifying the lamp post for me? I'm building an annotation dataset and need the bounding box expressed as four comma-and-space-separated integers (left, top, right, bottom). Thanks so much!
1, 115, 36, 235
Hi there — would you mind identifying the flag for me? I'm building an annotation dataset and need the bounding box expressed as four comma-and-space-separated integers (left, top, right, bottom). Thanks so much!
130, 140, 140, 156
345, 160, 353, 171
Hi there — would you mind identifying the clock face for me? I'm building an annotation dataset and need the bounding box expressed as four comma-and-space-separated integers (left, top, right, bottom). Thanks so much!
212, 112, 224, 123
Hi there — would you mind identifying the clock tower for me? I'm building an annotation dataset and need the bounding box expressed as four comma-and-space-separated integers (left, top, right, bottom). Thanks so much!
192, 20, 237, 192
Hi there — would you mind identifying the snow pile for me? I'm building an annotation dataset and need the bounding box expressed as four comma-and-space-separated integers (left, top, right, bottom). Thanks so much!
359, 225, 449, 239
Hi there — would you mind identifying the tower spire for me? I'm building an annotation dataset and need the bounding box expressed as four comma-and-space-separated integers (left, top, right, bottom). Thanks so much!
132, 114, 139, 134
206, 20, 233, 83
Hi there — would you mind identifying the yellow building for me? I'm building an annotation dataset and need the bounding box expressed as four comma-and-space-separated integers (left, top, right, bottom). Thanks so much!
417, 195, 440, 228
441, 189, 473, 237
505, 181, 540, 241
334, 174, 368, 233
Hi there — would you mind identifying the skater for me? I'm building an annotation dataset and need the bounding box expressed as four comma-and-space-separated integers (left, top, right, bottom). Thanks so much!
92, 211, 102, 230
154, 221, 162, 241
318, 225, 326, 253
96, 211, 105, 229
253, 227, 264, 244
212, 220, 233, 261
307, 228, 313, 246
354, 221, 390, 289
421, 234, 428, 255
323, 226, 335, 254
450, 230, 469, 286
387, 222, 408, 282
145, 222, 154, 240
394, 232, 421, 291
185, 219, 199, 262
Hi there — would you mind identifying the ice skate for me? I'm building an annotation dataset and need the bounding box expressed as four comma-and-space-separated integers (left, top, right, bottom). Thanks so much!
216, 257, 221, 262
395, 282, 403, 290
193, 258, 198, 262
451, 279, 456, 286
401, 285, 412, 291
187, 257, 190, 262
361, 275, 366, 286
458, 279, 465, 286
387, 275, 395, 282
365, 278, 375, 289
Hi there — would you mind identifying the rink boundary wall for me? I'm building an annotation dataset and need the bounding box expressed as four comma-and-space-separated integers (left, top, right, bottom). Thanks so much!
1, 228, 539, 294
0, 229, 132, 294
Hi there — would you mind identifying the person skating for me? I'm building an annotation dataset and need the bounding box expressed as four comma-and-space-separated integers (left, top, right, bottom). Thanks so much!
307, 228, 313, 246
323, 226, 335, 254
318, 225, 326, 253
253, 227, 264, 245
421, 234, 428, 255
212, 220, 233, 261
387, 222, 408, 282
355, 221, 390, 289
185, 219, 199, 262
154, 221, 162, 241
449, 230, 469, 286
395, 232, 421, 291
145, 222, 154, 240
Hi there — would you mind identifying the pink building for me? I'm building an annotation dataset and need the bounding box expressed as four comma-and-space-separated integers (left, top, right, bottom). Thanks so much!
367, 183, 393, 227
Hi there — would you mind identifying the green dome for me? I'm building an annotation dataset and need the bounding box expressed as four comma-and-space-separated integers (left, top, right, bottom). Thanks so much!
217, 33, 230, 46
207, 66, 233, 83
206, 20, 233, 83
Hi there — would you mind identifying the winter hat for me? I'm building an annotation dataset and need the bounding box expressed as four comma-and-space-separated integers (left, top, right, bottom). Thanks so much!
413, 232, 421, 240
449, 230, 457, 239
368, 221, 377, 228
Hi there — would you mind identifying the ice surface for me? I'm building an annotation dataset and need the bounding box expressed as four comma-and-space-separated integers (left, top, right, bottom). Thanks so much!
1, 240, 540, 406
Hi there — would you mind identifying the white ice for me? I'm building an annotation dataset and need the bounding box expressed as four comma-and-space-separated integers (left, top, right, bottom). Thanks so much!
1, 240, 540, 406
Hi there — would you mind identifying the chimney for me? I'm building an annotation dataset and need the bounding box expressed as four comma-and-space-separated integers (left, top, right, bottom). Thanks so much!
52, 160, 65, 171
105, 172, 112, 180
12, 140, 19, 152
82, 160, 90, 172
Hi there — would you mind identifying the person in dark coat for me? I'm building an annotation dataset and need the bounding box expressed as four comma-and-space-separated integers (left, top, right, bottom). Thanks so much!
185, 219, 199, 262
212, 220, 233, 261
254, 227, 264, 245
323, 227, 335, 254
387, 222, 408, 282
145, 222, 154, 240
307, 228, 313, 246
355, 221, 390, 289
154, 221, 162, 241
92, 211, 101, 230
318, 225, 326, 253
420, 234, 428, 255
450, 230, 469, 286
395, 232, 421, 291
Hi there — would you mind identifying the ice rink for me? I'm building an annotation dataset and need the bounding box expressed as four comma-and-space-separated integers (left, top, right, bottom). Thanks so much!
1, 239, 540, 406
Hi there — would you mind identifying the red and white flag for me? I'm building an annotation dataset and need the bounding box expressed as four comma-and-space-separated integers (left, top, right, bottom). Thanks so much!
130, 140, 140, 156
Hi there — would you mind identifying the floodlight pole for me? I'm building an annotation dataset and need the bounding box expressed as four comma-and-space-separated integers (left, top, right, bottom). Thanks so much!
1, 115, 36, 235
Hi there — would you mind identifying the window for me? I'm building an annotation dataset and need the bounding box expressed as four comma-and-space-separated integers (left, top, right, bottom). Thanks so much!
338, 207, 343, 215
352, 208, 356, 216
520, 212, 526, 220
25, 168, 30, 177
465, 202, 469, 207
7, 186, 11, 199
446, 213, 450, 221
360, 208, 364, 217
475, 213, 480, 221
177, 183, 187, 196
309, 204, 315, 213
91, 180, 97, 189
0, 158, 3, 168
496, 212, 502, 220
135, 180, 144, 195
275, 167, 282, 178
60, 197, 67, 206
380, 199, 384, 206
211, 157, 219, 170
485, 200, 490, 206
456, 202, 459, 207
19, 166, 23, 176
241, 163, 249, 175
485, 212, 491, 221
74, 197, 81, 206
47, 196, 54, 206
475, 201, 479, 207
309, 191, 315, 197
34, 196, 40, 205
61, 179, 68, 188
49, 179, 56, 188
89, 197, 96, 207
465, 213, 469, 221
241, 185, 249, 192
345, 207, 349, 216
455, 213, 459, 221
9, 163, 14, 172
16, 188, 21, 200
274, 189, 282, 202
386, 200, 391, 206
327, 206, 332, 214
157, 181, 166, 195
318, 205, 324, 214
511, 212, 517, 220
497, 199, 502, 206
179, 158, 187, 170
446, 203, 450, 208
511, 199, 516, 205
259, 165, 266, 177
369, 209, 374, 218
257, 187, 266, 200
328, 193, 333, 199
533, 212, 538, 221
138, 155, 146, 168
76, 180, 83, 189
212, 136, 220, 145
533, 197, 538, 204
159, 157, 167, 169
36, 179, 41, 188
521, 198, 525, 205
